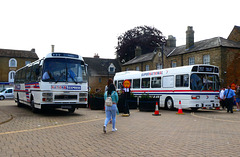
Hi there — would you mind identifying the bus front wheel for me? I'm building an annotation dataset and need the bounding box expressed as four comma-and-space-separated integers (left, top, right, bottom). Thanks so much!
17, 94, 23, 107
68, 108, 75, 113
165, 97, 174, 110
30, 98, 38, 113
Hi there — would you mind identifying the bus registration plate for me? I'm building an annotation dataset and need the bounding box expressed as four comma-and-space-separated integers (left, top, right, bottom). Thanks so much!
61, 105, 72, 109
205, 104, 211, 107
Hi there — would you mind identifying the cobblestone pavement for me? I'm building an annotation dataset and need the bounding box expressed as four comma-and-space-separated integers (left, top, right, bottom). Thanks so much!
0, 100, 240, 157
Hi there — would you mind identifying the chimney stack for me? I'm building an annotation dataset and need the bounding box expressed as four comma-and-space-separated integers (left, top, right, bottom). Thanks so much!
51, 45, 55, 52
186, 26, 194, 49
94, 53, 100, 58
166, 35, 176, 47
135, 46, 142, 57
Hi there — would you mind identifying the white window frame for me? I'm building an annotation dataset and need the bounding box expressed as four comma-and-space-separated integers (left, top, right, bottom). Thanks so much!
203, 55, 210, 64
156, 63, 162, 70
189, 57, 195, 65
171, 60, 177, 68
146, 65, 149, 71
9, 58, 17, 67
25, 61, 31, 65
108, 63, 116, 73
8, 71, 16, 82
136, 66, 140, 71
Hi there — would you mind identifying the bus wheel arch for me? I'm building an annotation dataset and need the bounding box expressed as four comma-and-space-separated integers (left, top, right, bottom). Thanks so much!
30, 95, 38, 113
17, 93, 23, 107
165, 97, 174, 110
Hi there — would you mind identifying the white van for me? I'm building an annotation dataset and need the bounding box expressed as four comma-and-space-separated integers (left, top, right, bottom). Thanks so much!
0, 88, 14, 100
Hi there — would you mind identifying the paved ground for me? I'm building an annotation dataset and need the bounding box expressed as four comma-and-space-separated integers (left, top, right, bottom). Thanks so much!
0, 100, 240, 157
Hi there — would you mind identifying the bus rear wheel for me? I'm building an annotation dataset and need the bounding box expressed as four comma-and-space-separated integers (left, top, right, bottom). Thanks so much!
165, 97, 174, 110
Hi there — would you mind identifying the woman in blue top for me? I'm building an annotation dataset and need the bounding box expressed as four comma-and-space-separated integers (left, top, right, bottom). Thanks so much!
103, 83, 118, 133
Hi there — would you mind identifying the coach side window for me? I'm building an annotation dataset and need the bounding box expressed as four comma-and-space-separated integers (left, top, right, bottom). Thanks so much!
141, 78, 150, 88
133, 79, 140, 88
151, 77, 161, 88
176, 74, 189, 87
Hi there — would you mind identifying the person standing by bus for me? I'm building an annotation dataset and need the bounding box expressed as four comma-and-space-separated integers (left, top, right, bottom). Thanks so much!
103, 84, 119, 133
219, 87, 226, 110
235, 85, 240, 111
224, 85, 236, 113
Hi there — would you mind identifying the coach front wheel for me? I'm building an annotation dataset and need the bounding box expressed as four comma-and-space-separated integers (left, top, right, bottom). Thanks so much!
31, 98, 38, 113
68, 108, 75, 113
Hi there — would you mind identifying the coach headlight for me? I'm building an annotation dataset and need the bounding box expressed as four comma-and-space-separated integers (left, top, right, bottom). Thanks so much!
42, 93, 53, 102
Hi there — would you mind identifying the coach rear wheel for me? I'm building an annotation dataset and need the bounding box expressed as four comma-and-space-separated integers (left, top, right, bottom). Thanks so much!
165, 97, 174, 110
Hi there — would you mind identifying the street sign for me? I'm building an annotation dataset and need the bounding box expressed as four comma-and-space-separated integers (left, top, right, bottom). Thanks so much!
123, 80, 131, 88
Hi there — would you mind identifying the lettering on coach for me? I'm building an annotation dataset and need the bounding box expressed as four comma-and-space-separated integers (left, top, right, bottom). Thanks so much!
51, 85, 81, 90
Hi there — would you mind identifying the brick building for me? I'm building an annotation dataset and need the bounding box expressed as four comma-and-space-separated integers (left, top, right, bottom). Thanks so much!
83, 54, 121, 94
0, 48, 38, 90
122, 26, 240, 87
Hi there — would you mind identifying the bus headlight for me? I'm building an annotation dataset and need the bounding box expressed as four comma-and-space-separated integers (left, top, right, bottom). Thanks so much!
215, 96, 219, 99
79, 93, 87, 102
42, 93, 53, 102
191, 95, 200, 99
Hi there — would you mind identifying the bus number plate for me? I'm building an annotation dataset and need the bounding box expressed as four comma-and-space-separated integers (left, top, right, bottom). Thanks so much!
61, 105, 72, 109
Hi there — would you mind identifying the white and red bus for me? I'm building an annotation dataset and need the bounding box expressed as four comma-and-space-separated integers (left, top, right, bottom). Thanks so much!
114, 65, 220, 110
14, 52, 88, 113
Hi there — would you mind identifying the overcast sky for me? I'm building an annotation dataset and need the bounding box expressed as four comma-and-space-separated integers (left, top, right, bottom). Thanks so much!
0, 0, 239, 60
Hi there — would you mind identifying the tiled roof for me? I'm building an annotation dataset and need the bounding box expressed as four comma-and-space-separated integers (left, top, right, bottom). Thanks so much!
168, 37, 240, 57
83, 57, 121, 76
0, 48, 38, 59
123, 52, 155, 66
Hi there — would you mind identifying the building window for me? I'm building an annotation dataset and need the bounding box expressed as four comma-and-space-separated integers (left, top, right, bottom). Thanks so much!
108, 63, 115, 73
146, 65, 149, 71
189, 57, 195, 65
8, 71, 16, 82
136, 66, 139, 71
25, 61, 31, 65
203, 55, 210, 64
171, 60, 177, 68
9, 58, 17, 67
156, 63, 162, 70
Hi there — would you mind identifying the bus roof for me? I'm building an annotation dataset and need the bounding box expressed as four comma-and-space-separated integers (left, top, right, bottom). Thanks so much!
114, 64, 219, 80
45, 52, 84, 61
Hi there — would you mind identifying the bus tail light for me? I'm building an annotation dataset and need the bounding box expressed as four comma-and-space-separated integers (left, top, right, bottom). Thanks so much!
191, 96, 200, 99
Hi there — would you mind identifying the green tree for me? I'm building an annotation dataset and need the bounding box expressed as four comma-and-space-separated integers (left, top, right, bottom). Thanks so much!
116, 25, 166, 63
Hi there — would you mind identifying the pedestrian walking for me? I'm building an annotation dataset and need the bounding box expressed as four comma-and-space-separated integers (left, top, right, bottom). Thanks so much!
235, 85, 240, 111
219, 87, 226, 110
224, 85, 236, 113
103, 84, 119, 133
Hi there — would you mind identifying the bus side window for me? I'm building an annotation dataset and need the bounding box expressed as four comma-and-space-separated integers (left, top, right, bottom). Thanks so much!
133, 79, 140, 89
163, 76, 174, 88
151, 77, 161, 88
176, 74, 189, 87
141, 78, 150, 88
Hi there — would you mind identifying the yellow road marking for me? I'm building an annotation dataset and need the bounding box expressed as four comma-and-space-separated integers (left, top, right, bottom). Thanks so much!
191, 112, 240, 123
0, 117, 105, 135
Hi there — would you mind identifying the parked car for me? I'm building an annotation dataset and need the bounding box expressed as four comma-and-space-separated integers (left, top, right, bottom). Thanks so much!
0, 88, 14, 100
